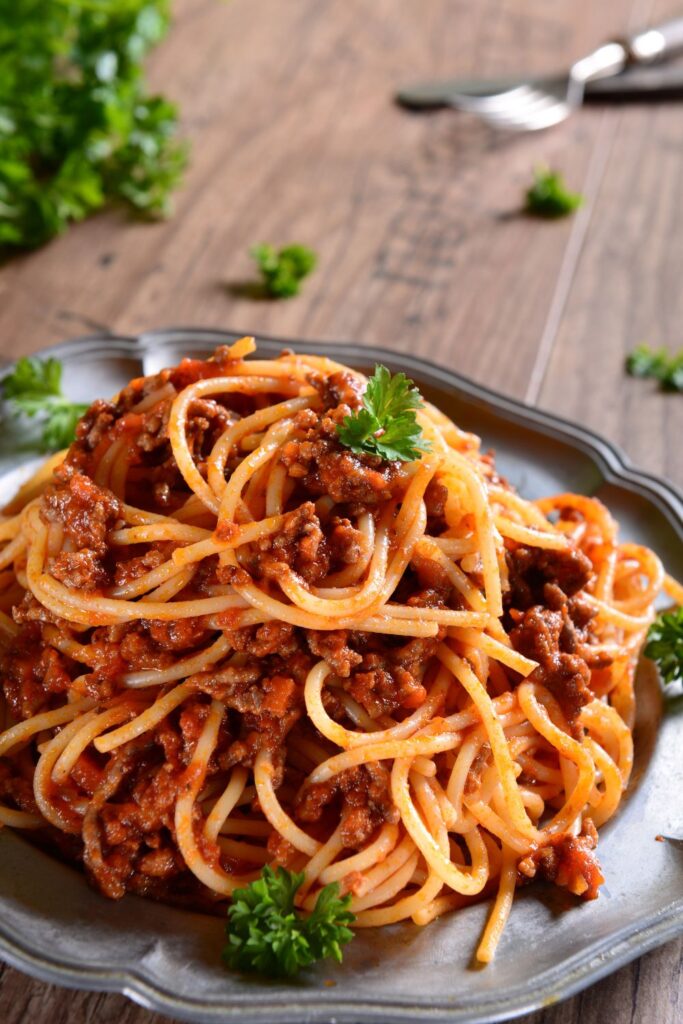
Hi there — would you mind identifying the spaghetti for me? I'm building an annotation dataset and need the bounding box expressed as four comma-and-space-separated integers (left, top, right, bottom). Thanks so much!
0, 337, 676, 963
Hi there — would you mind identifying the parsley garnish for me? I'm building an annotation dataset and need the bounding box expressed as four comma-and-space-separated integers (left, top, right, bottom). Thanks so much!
525, 167, 583, 218
250, 243, 317, 298
626, 344, 683, 392
645, 607, 683, 687
0, 0, 187, 253
1, 357, 88, 451
337, 364, 431, 463
223, 866, 355, 977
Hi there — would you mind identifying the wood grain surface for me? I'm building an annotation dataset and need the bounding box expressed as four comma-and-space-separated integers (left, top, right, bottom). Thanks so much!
0, 0, 681, 1022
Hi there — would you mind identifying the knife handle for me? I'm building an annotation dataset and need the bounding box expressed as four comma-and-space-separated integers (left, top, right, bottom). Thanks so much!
585, 64, 683, 100
626, 17, 683, 63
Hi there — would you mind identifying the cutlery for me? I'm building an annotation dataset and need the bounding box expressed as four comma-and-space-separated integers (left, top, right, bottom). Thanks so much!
397, 17, 683, 131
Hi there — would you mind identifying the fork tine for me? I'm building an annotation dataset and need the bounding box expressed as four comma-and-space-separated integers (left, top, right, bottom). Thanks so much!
454, 85, 534, 113
480, 88, 554, 117
482, 100, 570, 131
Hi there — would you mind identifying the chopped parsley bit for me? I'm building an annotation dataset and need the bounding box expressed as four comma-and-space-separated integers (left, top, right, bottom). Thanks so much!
626, 344, 683, 392
337, 364, 432, 463
223, 866, 355, 977
645, 607, 683, 687
250, 243, 317, 298
1, 357, 88, 451
524, 167, 583, 219
0, 0, 187, 253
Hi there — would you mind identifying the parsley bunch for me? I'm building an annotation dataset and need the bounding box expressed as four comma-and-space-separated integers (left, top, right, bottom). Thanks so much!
337, 364, 431, 462
250, 243, 317, 298
645, 608, 683, 687
0, 0, 187, 253
625, 344, 683, 392
224, 866, 355, 977
525, 167, 583, 218
1, 356, 88, 451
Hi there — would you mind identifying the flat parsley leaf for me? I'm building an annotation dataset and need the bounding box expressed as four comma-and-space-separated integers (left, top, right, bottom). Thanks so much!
1, 356, 88, 451
0, 0, 187, 254
525, 167, 583, 218
250, 243, 317, 298
337, 364, 431, 462
223, 866, 355, 977
645, 607, 683, 687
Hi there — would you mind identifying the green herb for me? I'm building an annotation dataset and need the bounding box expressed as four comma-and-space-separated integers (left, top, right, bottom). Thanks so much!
525, 167, 583, 218
626, 344, 683, 392
645, 607, 683, 687
223, 865, 355, 977
0, 0, 187, 254
337, 364, 431, 462
1, 357, 88, 451
250, 243, 317, 298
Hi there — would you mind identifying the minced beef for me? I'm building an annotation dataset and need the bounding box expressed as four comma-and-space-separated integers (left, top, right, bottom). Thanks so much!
295, 761, 398, 848
518, 819, 604, 899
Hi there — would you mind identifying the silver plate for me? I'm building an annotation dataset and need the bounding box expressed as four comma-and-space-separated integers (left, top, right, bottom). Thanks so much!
0, 328, 681, 1024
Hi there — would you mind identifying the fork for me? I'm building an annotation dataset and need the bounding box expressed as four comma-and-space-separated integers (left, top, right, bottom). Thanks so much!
438, 18, 683, 131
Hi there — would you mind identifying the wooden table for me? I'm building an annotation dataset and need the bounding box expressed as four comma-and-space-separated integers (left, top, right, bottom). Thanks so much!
1, 0, 681, 1021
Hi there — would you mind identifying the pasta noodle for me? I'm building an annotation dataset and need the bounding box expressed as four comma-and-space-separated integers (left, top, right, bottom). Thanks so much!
0, 337, 675, 963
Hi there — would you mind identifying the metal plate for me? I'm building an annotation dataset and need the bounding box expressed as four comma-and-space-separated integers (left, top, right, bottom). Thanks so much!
0, 328, 681, 1024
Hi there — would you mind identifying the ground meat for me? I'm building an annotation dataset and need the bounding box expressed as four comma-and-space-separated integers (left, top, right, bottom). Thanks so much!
328, 516, 364, 567
318, 370, 365, 410
510, 606, 593, 725
295, 761, 398, 848
42, 473, 121, 556
518, 819, 604, 899
506, 545, 593, 610
410, 549, 452, 600
146, 617, 211, 652
50, 549, 109, 591
306, 629, 363, 677
185, 398, 234, 462
424, 478, 449, 532
1, 627, 72, 719
251, 502, 329, 585
114, 548, 166, 586
76, 399, 117, 452
219, 621, 301, 659
0, 759, 41, 816
279, 406, 399, 506
344, 634, 440, 717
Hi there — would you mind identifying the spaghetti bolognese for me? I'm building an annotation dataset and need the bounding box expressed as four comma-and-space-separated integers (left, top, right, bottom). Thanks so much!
0, 337, 677, 964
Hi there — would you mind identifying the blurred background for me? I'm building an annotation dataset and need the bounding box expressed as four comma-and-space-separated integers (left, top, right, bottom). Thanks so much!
0, 1, 681, 1022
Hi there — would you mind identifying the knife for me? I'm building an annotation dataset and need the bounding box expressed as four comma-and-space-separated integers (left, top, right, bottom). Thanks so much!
398, 62, 683, 110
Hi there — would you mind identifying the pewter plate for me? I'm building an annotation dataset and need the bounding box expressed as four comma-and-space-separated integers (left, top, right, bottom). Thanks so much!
0, 328, 681, 1024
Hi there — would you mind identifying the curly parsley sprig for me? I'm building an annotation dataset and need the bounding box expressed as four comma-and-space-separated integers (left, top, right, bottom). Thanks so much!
645, 607, 683, 687
223, 866, 355, 977
250, 243, 317, 298
626, 344, 683, 392
336, 364, 431, 463
525, 167, 583, 219
1, 356, 88, 451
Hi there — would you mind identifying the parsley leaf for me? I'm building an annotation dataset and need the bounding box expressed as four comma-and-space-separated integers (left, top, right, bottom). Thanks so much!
625, 344, 683, 392
250, 243, 317, 298
525, 167, 583, 218
1, 356, 88, 451
223, 866, 355, 977
337, 364, 431, 462
645, 607, 683, 687
0, 0, 187, 254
